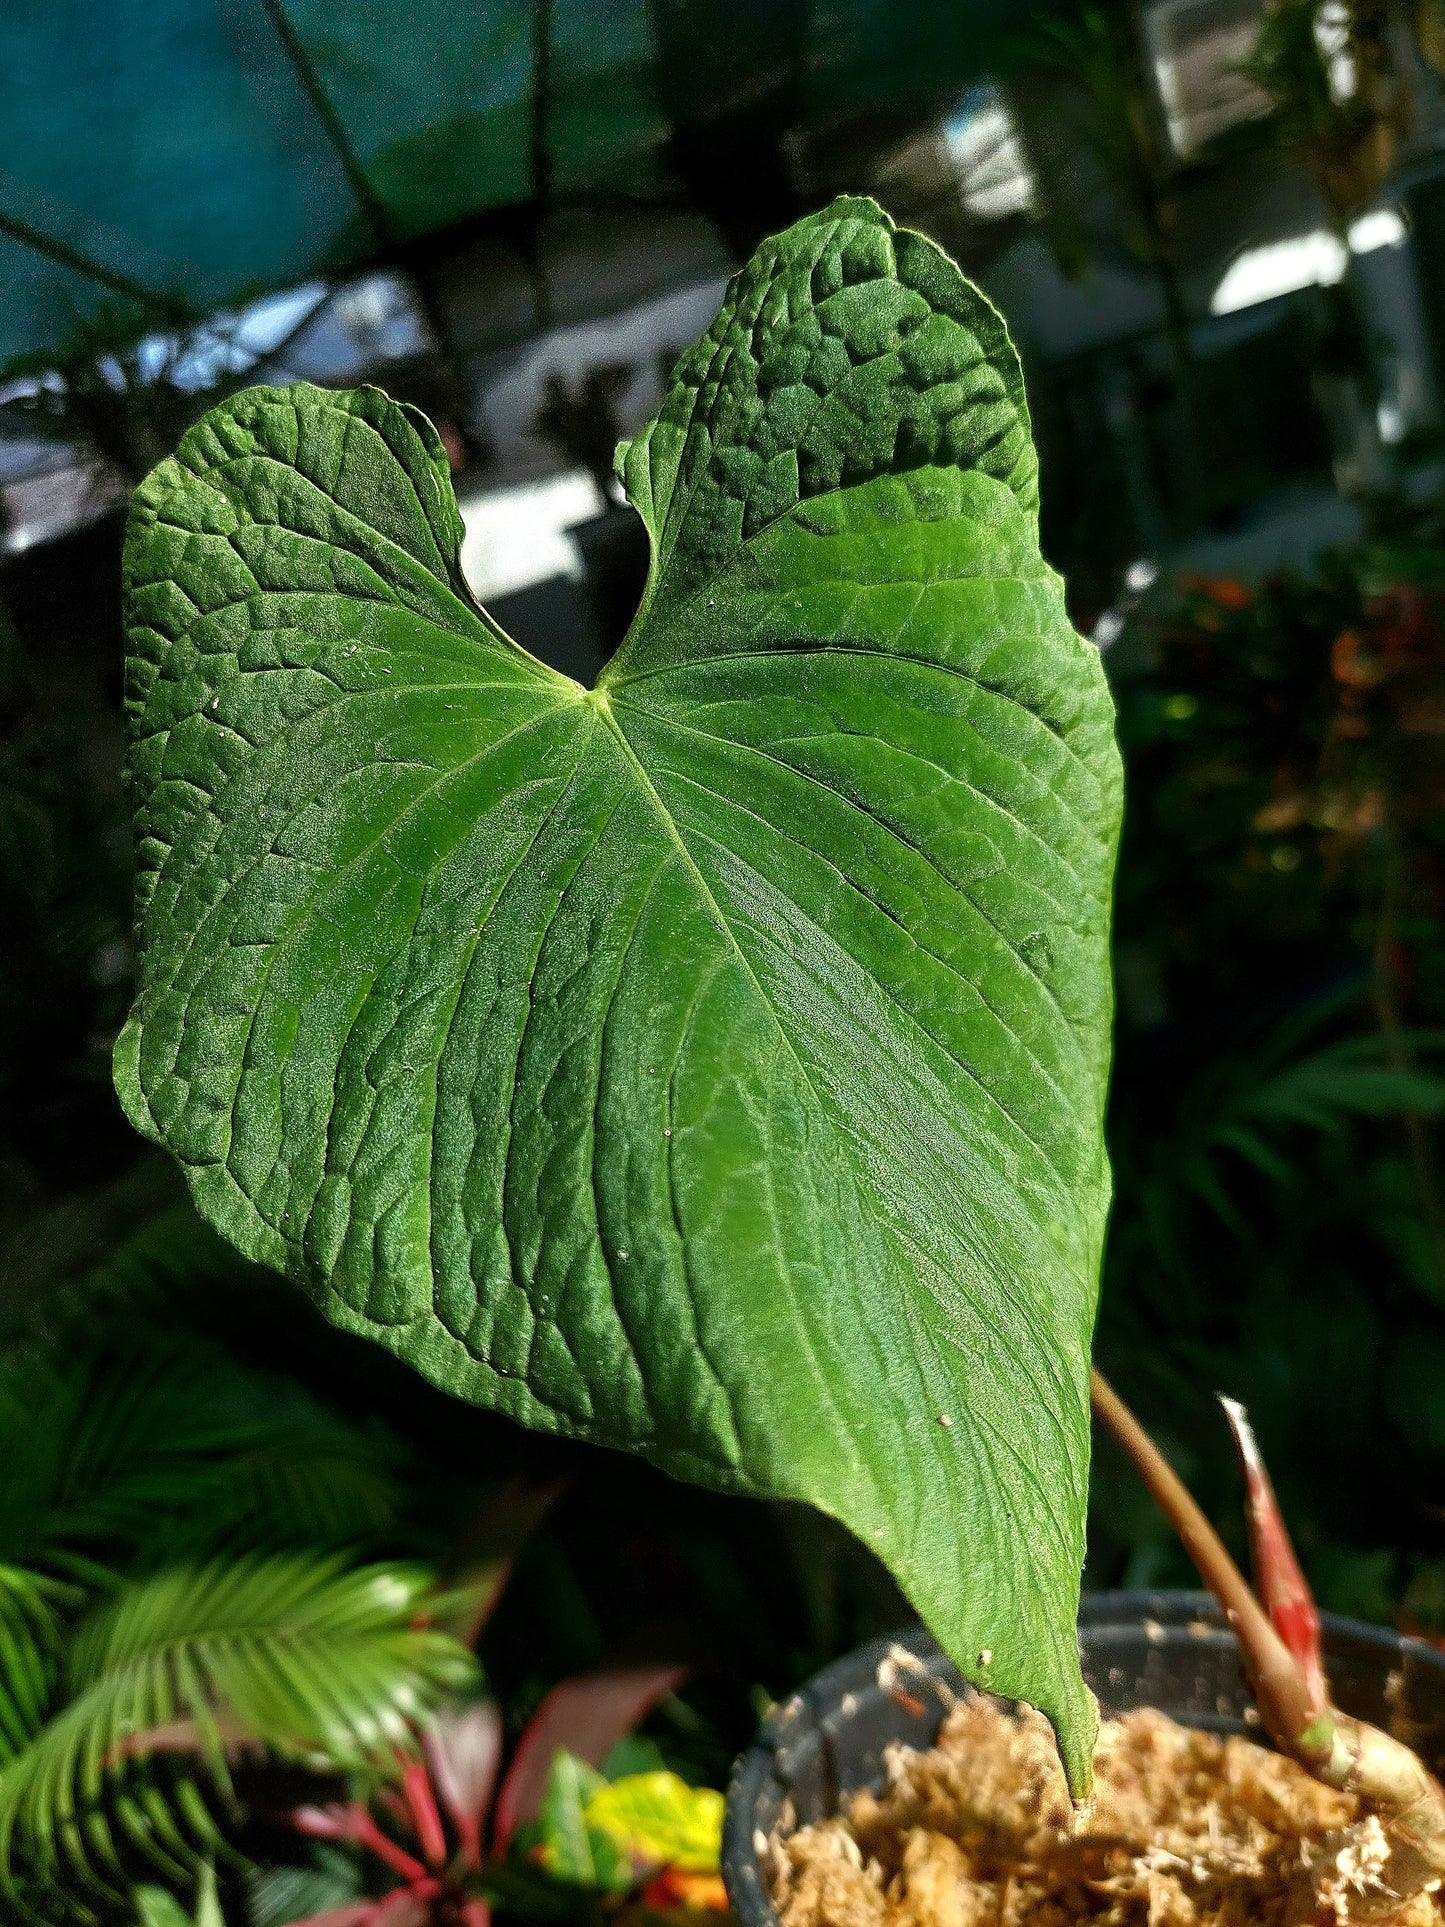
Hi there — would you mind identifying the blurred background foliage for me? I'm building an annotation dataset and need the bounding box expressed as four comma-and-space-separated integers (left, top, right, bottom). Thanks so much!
1090, 525, 1445, 1623
6, 0, 1445, 1918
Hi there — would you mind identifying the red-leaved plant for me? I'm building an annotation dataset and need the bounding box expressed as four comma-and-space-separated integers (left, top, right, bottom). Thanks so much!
280, 1664, 694, 1927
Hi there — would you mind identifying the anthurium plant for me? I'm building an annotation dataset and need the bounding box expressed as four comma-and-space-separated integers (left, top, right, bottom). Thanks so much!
114, 194, 1124, 1789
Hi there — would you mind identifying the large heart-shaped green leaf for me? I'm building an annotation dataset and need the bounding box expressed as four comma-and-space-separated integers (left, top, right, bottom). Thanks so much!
116, 197, 1121, 1786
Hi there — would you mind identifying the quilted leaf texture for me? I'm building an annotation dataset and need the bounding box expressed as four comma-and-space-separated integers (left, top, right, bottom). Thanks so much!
117, 198, 1121, 1787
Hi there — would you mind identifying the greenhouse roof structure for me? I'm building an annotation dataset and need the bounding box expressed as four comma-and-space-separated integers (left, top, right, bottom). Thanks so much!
0, 0, 1018, 374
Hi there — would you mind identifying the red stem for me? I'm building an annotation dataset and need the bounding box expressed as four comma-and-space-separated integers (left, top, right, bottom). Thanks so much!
350, 1811, 431, 1887
1089, 1368, 1316, 1747
402, 1757, 450, 1869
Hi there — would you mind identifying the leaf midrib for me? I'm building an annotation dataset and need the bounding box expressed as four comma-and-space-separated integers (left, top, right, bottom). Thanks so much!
598, 686, 1096, 1463
591, 693, 913, 1465
596, 686, 1082, 1396
618, 693, 1088, 941
594, 694, 817, 1095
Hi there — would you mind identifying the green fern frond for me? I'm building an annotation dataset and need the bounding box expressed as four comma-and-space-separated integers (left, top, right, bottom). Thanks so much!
0, 1553, 476, 1895
0, 1332, 406, 1581
0, 1566, 69, 1765
1234, 1034, 1445, 1135
245, 1847, 362, 1927
146, 1416, 404, 1564
134, 1856, 223, 1927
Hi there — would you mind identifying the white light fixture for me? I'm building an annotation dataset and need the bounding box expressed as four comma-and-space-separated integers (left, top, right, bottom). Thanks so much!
1347, 207, 1407, 254
1377, 399, 1406, 445
1314, 0, 1357, 102
457, 469, 605, 604
1091, 609, 1126, 650
1144, 0, 1273, 159
1210, 209, 1408, 316
1211, 231, 1346, 313
942, 83, 1037, 221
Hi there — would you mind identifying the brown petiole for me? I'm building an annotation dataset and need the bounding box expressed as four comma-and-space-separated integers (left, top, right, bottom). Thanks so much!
1091, 1367, 1445, 1915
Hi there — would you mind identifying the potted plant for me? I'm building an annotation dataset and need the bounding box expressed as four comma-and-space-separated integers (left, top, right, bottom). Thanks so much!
110, 194, 1445, 1920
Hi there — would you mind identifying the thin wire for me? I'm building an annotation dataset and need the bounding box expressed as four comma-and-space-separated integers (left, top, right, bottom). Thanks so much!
259, 0, 395, 250
0, 208, 187, 323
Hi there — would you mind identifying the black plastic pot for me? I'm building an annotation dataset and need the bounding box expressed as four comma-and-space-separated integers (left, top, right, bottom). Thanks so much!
722, 1590, 1445, 1927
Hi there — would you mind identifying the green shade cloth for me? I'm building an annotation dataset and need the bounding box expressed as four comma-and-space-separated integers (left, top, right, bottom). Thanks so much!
0, 0, 1013, 374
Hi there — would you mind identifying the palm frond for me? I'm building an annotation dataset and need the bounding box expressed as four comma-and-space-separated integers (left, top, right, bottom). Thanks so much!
1233, 1034, 1445, 1134
134, 1857, 223, 1927
0, 1331, 406, 1581
150, 1418, 404, 1564
0, 1553, 477, 1896
246, 1847, 363, 1927
0, 1566, 69, 1766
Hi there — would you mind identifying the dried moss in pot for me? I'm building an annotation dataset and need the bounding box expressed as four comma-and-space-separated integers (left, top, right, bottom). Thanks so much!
773, 1695, 1441, 1927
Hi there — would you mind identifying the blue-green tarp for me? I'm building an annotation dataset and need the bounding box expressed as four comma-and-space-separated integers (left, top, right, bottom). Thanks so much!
0, 0, 1013, 373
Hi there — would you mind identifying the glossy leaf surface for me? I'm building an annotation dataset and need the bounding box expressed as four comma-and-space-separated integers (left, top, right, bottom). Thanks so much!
117, 198, 1121, 1784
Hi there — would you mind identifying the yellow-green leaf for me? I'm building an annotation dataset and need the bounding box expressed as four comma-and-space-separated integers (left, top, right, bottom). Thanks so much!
585, 1771, 723, 1874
